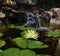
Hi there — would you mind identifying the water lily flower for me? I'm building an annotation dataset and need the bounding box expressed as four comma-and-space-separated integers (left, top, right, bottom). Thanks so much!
23, 29, 39, 39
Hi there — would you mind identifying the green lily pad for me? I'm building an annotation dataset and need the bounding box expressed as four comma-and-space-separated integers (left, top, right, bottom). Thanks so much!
20, 49, 36, 56
0, 50, 4, 56
0, 33, 3, 37
48, 31, 60, 37
0, 40, 6, 48
27, 40, 48, 49
3, 48, 20, 56
12, 37, 27, 48
16, 26, 26, 30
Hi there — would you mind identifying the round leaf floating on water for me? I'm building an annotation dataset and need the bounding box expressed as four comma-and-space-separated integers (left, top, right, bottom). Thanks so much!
0, 50, 4, 56
12, 38, 27, 48
0, 33, 3, 37
3, 48, 20, 56
20, 49, 36, 56
0, 40, 6, 48
48, 31, 60, 37
27, 40, 49, 49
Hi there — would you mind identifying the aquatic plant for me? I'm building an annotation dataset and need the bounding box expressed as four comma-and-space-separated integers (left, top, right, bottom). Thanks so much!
0, 25, 50, 56
47, 30, 60, 39
21, 29, 39, 39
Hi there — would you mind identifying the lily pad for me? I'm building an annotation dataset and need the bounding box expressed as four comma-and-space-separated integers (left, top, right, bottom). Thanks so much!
48, 31, 60, 37
20, 49, 36, 56
0, 50, 4, 56
16, 26, 26, 30
27, 40, 48, 49
3, 48, 20, 56
0, 40, 6, 48
0, 33, 3, 37
12, 37, 27, 48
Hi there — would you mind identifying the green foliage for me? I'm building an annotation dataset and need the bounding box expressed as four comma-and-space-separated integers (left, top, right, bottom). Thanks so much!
0, 50, 4, 56
0, 40, 6, 48
12, 37, 48, 49
20, 49, 36, 56
27, 40, 49, 49
9, 24, 26, 30
16, 26, 27, 30
0, 49, 51, 56
9, 24, 36, 31
3, 48, 20, 56
0, 21, 7, 33
12, 37, 27, 48
48, 31, 60, 39
0, 24, 50, 56
9, 24, 15, 29
0, 33, 3, 37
